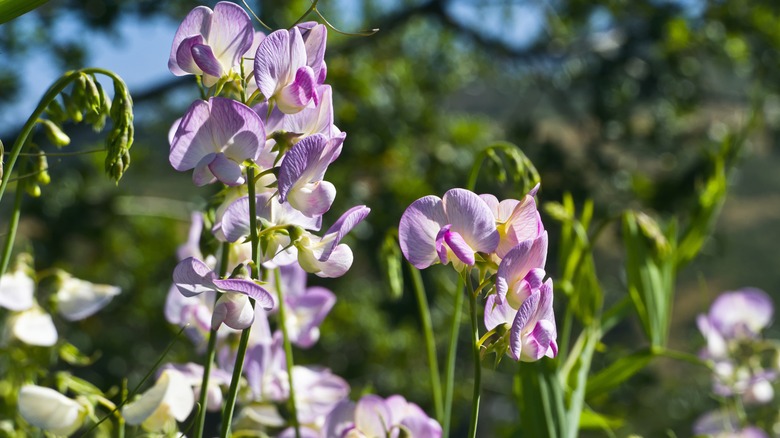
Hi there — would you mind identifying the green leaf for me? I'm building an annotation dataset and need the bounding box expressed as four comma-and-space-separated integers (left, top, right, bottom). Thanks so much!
579, 409, 624, 430
379, 231, 404, 300
585, 349, 653, 399
0, 0, 50, 24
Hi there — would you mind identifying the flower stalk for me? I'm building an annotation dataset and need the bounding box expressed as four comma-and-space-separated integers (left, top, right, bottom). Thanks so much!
465, 270, 481, 438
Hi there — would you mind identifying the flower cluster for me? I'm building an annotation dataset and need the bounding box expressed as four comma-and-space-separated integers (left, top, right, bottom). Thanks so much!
100, 3, 439, 437
694, 288, 778, 436
399, 186, 556, 362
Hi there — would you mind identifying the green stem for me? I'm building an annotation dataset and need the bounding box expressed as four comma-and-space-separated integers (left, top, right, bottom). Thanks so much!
274, 268, 301, 438
465, 272, 481, 438
194, 243, 231, 438
220, 167, 261, 438
408, 263, 443, 423
442, 275, 464, 438
0, 68, 129, 280
0, 184, 24, 277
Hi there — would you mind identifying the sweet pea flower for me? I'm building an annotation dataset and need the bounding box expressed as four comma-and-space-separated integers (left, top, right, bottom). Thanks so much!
18, 385, 88, 436
480, 184, 543, 259
254, 27, 319, 113
294, 205, 371, 278
324, 394, 442, 438
297, 22, 328, 85
292, 366, 351, 428
0, 268, 34, 311
8, 306, 58, 347
221, 192, 321, 266
169, 2, 254, 87
173, 257, 274, 330
55, 275, 120, 321
399, 188, 499, 271
272, 263, 336, 348
484, 237, 557, 362
697, 288, 773, 360
258, 84, 340, 143
159, 362, 231, 412
278, 133, 344, 218
123, 369, 195, 432
169, 97, 267, 187
694, 410, 769, 438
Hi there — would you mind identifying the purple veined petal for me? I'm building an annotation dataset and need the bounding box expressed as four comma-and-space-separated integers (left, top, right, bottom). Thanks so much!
191, 43, 224, 78
443, 228, 476, 266
442, 188, 499, 254
399, 415, 443, 438
291, 366, 350, 424
273, 197, 322, 231
499, 195, 543, 257
319, 205, 371, 261
528, 182, 540, 197
282, 85, 335, 137
287, 180, 337, 218
208, 153, 245, 186
212, 278, 274, 310
168, 117, 182, 149
505, 268, 546, 309
355, 395, 392, 437
242, 31, 267, 97
279, 263, 308, 298
521, 319, 556, 362
286, 286, 336, 348
176, 35, 206, 76
278, 133, 328, 203
176, 212, 204, 261
277, 66, 317, 114
709, 288, 773, 337
435, 226, 449, 265
173, 257, 216, 297
206, 1, 254, 70
495, 233, 549, 303
221, 196, 253, 243
484, 294, 515, 331
297, 22, 327, 81
192, 154, 217, 186
324, 400, 357, 438
317, 61, 327, 84
169, 6, 211, 75
170, 100, 214, 170
210, 98, 265, 162
479, 194, 500, 214
399, 195, 448, 269
509, 291, 541, 361
212, 293, 255, 330
254, 29, 295, 100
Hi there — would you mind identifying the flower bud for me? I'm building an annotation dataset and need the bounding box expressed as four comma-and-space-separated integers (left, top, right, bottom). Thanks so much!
39, 119, 71, 148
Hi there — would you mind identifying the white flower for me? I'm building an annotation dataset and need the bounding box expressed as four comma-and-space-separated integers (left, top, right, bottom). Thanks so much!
123, 369, 195, 432
56, 275, 121, 321
9, 307, 58, 346
18, 385, 87, 436
0, 269, 34, 311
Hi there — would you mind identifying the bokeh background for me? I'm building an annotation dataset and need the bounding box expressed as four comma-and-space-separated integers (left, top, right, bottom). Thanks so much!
1, 0, 780, 435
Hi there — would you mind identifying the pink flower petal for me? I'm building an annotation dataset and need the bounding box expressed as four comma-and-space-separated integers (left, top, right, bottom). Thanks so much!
399, 196, 448, 269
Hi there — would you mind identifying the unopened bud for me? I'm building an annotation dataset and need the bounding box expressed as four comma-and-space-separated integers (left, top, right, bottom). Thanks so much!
39, 119, 71, 148
61, 93, 83, 123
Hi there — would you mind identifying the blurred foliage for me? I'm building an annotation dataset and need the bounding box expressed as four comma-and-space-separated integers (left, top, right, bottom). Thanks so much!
2, 0, 780, 435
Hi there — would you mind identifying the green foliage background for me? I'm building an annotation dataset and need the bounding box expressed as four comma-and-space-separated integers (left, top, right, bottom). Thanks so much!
2, 0, 780, 435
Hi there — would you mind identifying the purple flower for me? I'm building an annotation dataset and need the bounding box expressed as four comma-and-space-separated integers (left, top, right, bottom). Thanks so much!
221, 192, 321, 266
159, 362, 231, 412
324, 394, 441, 438
169, 2, 254, 87
169, 97, 267, 187
173, 257, 274, 330
697, 288, 773, 356
694, 410, 769, 438
294, 205, 371, 278
484, 236, 557, 362
399, 188, 499, 271
278, 133, 344, 218
254, 27, 318, 113
257, 84, 340, 141
272, 264, 336, 348
480, 184, 543, 259
296, 22, 328, 85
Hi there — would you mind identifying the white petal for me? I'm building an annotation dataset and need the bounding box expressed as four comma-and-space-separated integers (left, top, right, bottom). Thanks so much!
0, 270, 35, 311
56, 277, 121, 321
18, 385, 86, 436
123, 369, 195, 431
12, 308, 57, 346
